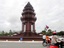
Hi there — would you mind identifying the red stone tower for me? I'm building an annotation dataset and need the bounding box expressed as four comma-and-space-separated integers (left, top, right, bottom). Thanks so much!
0, 2, 42, 41
20, 2, 37, 36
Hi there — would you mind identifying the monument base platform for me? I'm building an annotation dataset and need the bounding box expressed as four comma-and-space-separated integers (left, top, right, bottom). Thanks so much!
0, 32, 42, 41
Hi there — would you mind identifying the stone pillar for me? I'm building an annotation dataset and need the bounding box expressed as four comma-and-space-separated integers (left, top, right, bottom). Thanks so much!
26, 22, 30, 32
22, 23, 24, 32
33, 23, 35, 33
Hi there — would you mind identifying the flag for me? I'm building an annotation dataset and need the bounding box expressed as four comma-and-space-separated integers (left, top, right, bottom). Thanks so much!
46, 25, 49, 29
44, 25, 49, 31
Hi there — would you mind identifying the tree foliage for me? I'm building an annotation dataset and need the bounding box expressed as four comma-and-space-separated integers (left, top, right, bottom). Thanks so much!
46, 29, 52, 36
41, 29, 64, 36
57, 31, 64, 36
0, 30, 14, 36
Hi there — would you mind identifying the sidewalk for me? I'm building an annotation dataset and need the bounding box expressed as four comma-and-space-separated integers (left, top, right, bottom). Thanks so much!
0, 40, 43, 43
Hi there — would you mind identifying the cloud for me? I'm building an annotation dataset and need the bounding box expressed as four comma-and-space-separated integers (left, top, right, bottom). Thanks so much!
0, 0, 64, 33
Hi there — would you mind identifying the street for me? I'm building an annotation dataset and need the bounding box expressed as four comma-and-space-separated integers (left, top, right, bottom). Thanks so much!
0, 41, 46, 48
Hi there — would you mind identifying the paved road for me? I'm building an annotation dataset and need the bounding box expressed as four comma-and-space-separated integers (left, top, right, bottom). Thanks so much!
0, 41, 46, 48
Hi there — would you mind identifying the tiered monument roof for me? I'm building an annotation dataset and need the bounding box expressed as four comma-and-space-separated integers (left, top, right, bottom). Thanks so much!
23, 2, 34, 11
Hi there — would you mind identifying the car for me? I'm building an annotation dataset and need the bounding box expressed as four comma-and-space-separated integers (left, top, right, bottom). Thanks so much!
59, 37, 64, 41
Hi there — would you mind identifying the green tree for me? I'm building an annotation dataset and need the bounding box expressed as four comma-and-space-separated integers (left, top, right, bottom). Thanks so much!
4, 32, 9, 36
46, 29, 52, 36
57, 31, 64, 36
9, 30, 13, 36
41, 30, 46, 35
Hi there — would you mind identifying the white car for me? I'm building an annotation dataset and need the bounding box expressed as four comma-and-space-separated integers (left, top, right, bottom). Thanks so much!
59, 37, 64, 41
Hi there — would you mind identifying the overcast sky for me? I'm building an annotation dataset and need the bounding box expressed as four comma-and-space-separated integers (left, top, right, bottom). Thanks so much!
0, 0, 64, 33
